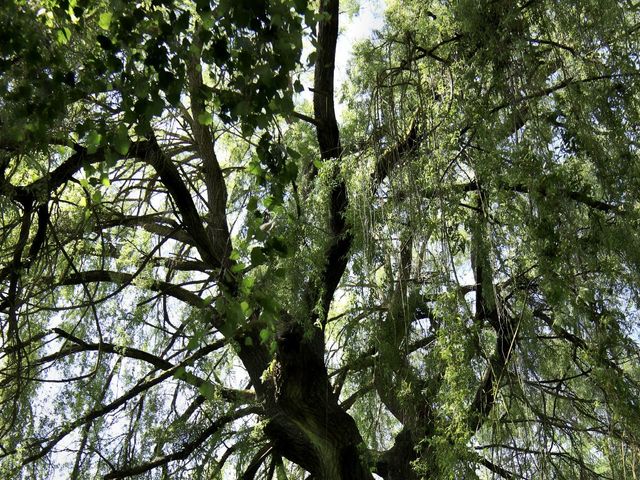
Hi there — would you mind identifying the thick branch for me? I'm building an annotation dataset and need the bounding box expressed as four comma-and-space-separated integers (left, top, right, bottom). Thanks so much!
187, 46, 232, 265
99, 214, 198, 248
51, 328, 173, 369
469, 313, 518, 430
131, 139, 223, 269
313, 0, 341, 161
476, 455, 521, 480
59, 270, 213, 312
310, 0, 351, 322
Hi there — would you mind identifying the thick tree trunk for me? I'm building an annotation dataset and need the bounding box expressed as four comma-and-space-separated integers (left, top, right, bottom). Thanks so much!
376, 429, 419, 480
239, 322, 373, 479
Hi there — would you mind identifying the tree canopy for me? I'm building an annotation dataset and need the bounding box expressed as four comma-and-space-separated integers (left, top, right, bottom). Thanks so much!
1, 0, 640, 478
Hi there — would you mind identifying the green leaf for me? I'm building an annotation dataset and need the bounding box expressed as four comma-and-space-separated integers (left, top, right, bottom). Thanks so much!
91, 190, 102, 204
293, 0, 308, 14
259, 328, 271, 344
113, 124, 130, 155
250, 247, 267, 266
197, 111, 213, 126
283, 161, 299, 182
217, 298, 245, 333
263, 196, 275, 209
198, 382, 217, 400
241, 276, 255, 294
256, 294, 279, 315
98, 12, 112, 30
307, 51, 317, 67
173, 366, 187, 381
287, 147, 301, 159
104, 149, 118, 167
145, 96, 165, 118
248, 161, 263, 176
56, 28, 71, 45
96, 34, 113, 51
86, 130, 102, 154
230, 262, 246, 273
232, 101, 251, 118
186, 336, 200, 351
240, 301, 250, 314
265, 236, 290, 257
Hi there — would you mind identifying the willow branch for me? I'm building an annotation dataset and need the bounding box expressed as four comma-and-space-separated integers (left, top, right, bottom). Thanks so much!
103, 406, 261, 480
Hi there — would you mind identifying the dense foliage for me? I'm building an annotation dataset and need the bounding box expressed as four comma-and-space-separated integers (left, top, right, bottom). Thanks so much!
1, 0, 640, 478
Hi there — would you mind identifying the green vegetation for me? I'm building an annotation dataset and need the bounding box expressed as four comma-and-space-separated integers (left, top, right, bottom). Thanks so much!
1, 0, 640, 478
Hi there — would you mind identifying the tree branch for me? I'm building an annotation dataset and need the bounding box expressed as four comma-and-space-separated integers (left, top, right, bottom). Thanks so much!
308, 0, 352, 322
131, 139, 223, 270
103, 405, 261, 479
59, 269, 214, 312
187, 42, 232, 266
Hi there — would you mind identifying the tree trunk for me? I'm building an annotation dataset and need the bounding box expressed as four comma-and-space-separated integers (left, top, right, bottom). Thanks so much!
239, 322, 373, 479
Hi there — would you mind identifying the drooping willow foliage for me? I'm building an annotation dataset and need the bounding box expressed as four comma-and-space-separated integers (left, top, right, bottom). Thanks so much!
1, 0, 640, 479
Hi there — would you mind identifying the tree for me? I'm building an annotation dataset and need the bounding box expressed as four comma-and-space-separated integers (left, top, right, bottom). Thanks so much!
1, 0, 640, 478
